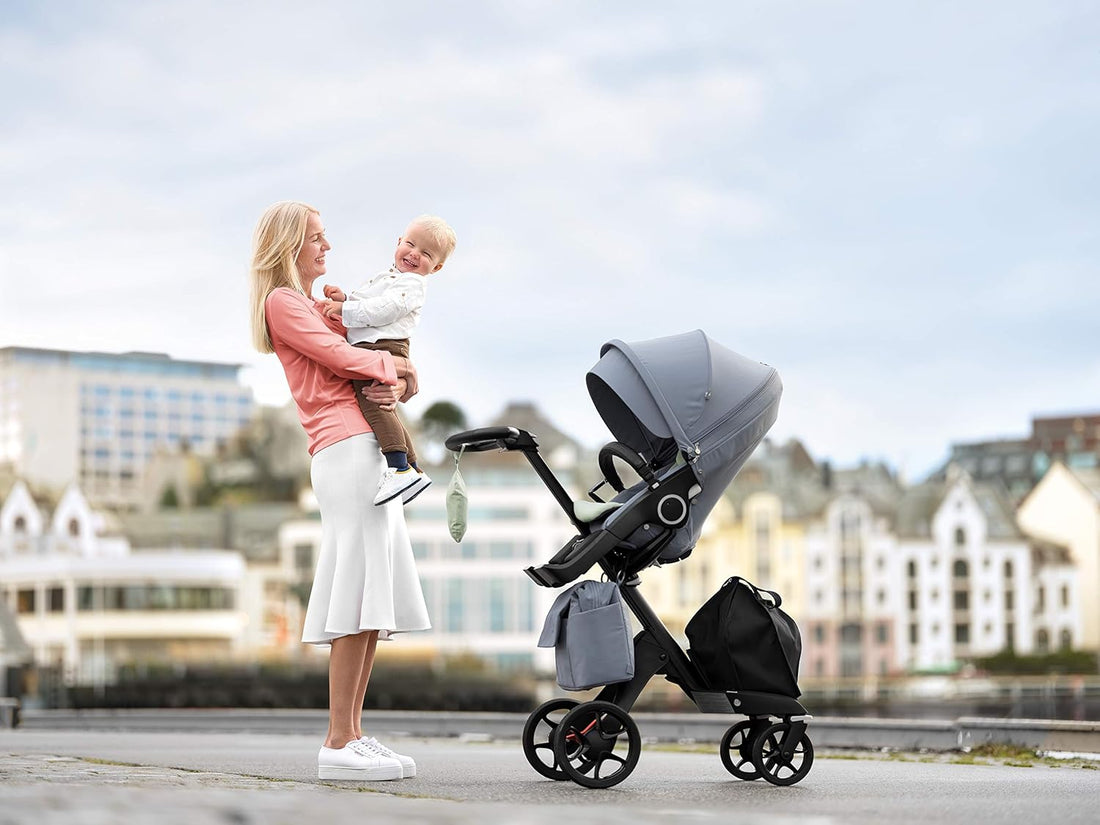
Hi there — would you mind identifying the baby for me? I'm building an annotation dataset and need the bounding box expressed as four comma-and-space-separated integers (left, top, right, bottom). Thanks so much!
321, 214, 456, 505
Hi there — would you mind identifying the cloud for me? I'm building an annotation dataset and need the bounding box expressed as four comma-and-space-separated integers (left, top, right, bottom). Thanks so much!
1, 0, 1098, 485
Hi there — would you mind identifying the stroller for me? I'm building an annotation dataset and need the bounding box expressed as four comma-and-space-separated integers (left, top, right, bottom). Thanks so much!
444, 330, 813, 788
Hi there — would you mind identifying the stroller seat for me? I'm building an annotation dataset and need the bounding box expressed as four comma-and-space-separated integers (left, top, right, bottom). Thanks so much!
572, 500, 621, 523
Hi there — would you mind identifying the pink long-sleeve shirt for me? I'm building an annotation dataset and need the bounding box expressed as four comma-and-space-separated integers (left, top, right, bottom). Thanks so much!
265, 287, 398, 455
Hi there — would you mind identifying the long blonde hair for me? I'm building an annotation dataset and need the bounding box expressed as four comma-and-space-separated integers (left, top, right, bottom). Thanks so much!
249, 201, 318, 353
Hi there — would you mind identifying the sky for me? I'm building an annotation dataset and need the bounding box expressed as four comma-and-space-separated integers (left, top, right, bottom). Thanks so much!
1, 0, 1097, 482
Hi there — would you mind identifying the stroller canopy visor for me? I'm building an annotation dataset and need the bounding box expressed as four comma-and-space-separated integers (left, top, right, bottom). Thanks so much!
586, 330, 782, 486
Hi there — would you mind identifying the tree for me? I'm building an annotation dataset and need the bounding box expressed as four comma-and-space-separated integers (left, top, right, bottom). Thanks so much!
159, 484, 180, 509
418, 401, 468, 465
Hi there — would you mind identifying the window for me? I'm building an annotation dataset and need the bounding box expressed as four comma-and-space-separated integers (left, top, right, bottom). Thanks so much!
1061, 586, 1070, 608
1005, 591, 1015, 610
907, 561, 917, 578
78, 586, 101, 611
953, 591, 969, 610
16, 589, 35, 613
876, 624, 889, 644
48, 587, 64, 612
908, 591, 917, 610
1060, 629, 1072, 650
293, 543, 313, 573
813, 624, 825, 643
954, 624, 970, 644
1037, 587, 1045, 611
954, 527, 966, 547
1004, 561, 1014, 579
488, 580, 507, 632
68, 518, 81, 537
953, 560, 968, 578
14, 515, 26, 533
909, 624, 918, 644
1035, 629, 1049, 653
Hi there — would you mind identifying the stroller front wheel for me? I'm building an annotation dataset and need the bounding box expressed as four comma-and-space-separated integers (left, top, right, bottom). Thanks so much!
720, 719, 766, 781
751, 720, 814, 786
552, 700, 641, 789
522, 698, 579, 780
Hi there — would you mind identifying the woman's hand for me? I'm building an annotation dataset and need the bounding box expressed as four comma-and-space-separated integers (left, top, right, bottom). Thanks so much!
318, 298, 343, 320
360, 380, 400, 412
399, 358, 419, 401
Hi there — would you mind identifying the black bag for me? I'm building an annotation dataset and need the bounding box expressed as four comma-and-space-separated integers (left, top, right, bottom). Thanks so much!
685, 577, 802, 697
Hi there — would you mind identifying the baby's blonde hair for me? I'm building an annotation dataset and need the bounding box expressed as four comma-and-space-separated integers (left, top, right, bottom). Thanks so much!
408, 214, 457, 265
249, 200, 318, 353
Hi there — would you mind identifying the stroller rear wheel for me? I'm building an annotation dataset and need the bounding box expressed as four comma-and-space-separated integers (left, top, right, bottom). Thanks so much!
751, 721, 814, 786
552, 700, 641, 789
719, 719, 766, 781
521, 698, 579, 780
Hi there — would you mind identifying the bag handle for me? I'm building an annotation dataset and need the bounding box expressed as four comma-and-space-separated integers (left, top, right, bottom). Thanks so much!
725, 576, 783, 609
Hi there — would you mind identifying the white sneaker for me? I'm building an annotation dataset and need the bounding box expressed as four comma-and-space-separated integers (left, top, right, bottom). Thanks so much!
361, 736, 416, 778
318, 740, 403, 780
400, 472, 432, 504
374, 467, 419, 505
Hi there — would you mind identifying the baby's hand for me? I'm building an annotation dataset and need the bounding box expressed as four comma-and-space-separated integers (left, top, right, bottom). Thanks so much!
319, 299, 344, 319
323, 284, 347, 302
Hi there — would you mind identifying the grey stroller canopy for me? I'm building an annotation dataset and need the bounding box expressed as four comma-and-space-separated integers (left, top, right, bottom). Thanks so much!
586, 329, 782, 561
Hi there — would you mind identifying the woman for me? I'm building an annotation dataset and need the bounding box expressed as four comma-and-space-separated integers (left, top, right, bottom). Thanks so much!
249, 201, 430, 781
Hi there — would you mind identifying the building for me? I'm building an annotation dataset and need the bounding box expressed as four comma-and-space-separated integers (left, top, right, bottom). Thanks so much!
938, 411, 1100, 503
894, 468, 1077, 671
1018, 462, 1100, 652
0, 347, 255, 509
0, 480, 248, 685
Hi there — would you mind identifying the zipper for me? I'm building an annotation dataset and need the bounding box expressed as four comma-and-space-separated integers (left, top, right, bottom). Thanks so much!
690, 370, 779, 459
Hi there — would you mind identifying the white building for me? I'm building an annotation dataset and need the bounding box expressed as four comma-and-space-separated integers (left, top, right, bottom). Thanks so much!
803, 493, 902, 679
0, 347, 255, 508
0, 481, 247, 685
894, 468, 1076, 671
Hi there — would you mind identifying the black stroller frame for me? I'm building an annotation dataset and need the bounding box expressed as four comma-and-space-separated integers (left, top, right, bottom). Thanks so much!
444, 422, 814, 789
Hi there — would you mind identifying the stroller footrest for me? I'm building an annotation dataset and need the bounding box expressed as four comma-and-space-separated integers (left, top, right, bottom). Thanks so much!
525, 530, 621, 587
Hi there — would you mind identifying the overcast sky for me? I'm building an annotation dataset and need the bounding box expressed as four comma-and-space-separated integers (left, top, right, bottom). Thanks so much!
2, 0, 1097, 481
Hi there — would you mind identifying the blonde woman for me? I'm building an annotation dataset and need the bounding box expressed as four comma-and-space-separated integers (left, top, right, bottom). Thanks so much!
250, 201, 430, 781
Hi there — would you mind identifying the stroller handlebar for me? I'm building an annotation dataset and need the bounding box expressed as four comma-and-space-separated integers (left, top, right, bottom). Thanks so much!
445, 426, 538, 453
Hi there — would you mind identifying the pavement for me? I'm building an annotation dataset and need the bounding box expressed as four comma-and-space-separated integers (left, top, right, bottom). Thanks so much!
3, 727, 1100, 825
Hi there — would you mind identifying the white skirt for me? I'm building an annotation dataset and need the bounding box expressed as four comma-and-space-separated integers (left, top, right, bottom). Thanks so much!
301, 432, 431, 645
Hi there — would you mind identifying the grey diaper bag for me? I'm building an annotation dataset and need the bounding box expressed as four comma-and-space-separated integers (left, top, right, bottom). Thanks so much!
537, 580, 635, 691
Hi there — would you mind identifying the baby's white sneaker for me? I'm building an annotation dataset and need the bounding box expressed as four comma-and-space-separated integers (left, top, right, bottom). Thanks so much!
374, 467, 419, 505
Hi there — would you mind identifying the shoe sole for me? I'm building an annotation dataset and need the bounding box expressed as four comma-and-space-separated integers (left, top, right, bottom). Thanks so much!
401, 479, 432, 504
318, 764, 402, 781
374, 477, 419, 506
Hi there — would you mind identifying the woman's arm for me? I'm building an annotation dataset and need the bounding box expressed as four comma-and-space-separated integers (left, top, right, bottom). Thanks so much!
265, 289, 398, 385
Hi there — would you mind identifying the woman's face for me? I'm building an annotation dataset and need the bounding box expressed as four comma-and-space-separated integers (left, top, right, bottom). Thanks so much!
295, 211, 330, 288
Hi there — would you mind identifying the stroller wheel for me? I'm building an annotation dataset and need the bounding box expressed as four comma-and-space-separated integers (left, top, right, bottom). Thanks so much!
751, 721, 814, 786
719, 720, 765, 781
521, 699, 579, 780
552, 700, 641, 789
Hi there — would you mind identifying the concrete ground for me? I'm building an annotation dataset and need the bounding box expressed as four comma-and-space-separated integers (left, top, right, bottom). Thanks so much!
2, 728, 1100, 825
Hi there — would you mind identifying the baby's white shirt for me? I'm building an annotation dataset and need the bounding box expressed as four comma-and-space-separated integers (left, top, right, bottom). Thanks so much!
341, 267, 428, 344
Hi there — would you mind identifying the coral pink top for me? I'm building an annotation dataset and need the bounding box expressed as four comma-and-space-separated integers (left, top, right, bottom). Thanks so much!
265, 287, 398, 455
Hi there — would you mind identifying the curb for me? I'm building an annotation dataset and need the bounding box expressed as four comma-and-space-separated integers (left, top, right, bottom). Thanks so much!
19, 708, 1100, 753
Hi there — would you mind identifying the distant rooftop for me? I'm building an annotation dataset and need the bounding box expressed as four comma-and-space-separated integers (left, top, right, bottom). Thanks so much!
0, 346, 242, 377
